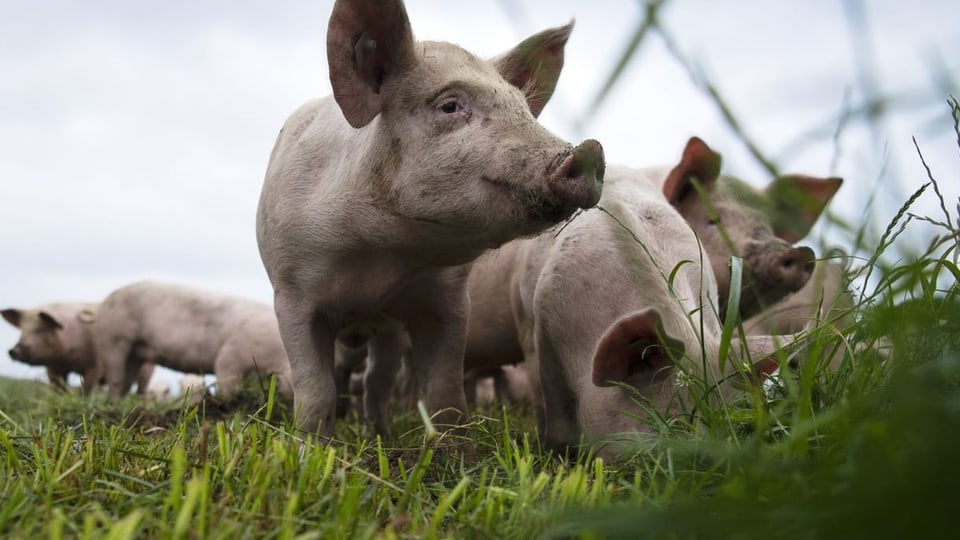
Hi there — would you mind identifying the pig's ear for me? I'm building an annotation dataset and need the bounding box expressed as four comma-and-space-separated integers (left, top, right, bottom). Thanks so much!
592, 309, 684, 387
491, 21, 574, 118
76, 310, 96, 324
737, 334, 800, 385
1, 308, 22, 328
766, 175, 843, 243
38, 311, 64, 331
327, 0, 416, 128
662, 137, 723, 205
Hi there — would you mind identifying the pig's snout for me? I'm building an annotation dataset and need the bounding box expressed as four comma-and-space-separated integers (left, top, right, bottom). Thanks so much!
8, 345, 23, 361
550, 139, 605, 210
775, 246, 815, 290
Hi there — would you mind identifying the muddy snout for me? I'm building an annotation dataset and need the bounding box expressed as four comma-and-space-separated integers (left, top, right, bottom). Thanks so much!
774, 246, 816, 290
549, 139, 605, 210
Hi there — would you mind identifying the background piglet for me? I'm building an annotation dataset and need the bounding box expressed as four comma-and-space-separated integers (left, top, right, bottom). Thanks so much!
256, 0, 604, 437
659, 137, 842, 319
2, 302, 153, 394
94, 281, 292, 400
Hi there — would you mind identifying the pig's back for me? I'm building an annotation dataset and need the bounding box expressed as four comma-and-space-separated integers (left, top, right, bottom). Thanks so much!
99, 282, 267, 371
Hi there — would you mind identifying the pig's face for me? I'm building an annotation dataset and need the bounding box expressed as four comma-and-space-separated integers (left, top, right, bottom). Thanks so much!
680, 188, 817, 318
374, 42, 604, 244
663, 137, 841, 319
2, 308, 65, 366
325, 2, 604, 250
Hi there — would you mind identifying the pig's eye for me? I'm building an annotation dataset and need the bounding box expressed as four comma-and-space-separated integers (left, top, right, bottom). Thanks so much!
438, 99, 463, 114
708, 217, 722, 226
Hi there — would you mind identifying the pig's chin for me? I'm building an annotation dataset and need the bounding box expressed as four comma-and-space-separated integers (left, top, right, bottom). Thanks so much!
480, 176, 573, 228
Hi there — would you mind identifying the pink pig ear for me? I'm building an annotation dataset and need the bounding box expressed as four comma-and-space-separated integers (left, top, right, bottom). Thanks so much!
766, 175, 843, 243
327, 0, 417, 128
491, 21, 574, 118
592, 309, 684, 387
662, 137, 723, 205
1, 308, 22, 328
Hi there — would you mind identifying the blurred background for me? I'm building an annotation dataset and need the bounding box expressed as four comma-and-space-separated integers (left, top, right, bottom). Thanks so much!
1, 0, 957, 387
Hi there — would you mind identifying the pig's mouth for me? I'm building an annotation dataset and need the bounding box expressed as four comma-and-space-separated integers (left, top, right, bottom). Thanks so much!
481, 175, 573, 225
9, 346, 39, 365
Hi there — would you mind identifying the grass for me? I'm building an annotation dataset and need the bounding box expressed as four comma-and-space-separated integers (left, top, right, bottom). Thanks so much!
3, 113, 959, 539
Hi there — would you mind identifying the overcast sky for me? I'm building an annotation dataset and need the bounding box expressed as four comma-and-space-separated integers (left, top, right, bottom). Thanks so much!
2, 0, 958, 385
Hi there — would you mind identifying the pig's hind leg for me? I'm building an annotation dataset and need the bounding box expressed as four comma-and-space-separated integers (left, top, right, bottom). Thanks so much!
362, 330, 406, 437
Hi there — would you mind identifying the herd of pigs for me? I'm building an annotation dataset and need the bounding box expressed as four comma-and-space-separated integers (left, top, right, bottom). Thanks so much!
3, 0, 855, 458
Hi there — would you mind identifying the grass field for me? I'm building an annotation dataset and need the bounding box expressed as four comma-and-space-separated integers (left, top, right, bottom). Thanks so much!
2, 106, 959, 539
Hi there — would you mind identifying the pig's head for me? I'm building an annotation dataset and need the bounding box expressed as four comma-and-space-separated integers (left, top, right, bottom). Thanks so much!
2, 308, 67, 366
662, 137, 842, 319
326, 0, 604, 248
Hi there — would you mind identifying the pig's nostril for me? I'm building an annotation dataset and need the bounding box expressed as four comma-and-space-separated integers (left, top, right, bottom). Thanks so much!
567, 139, 605, 183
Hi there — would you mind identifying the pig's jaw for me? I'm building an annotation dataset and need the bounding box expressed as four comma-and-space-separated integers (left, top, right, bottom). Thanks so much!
481, 175, 573, 225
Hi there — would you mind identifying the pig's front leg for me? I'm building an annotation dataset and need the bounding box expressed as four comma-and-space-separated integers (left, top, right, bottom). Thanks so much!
275, 290, 337, 439
46, 367, 69, 393
402, 279, 470, 432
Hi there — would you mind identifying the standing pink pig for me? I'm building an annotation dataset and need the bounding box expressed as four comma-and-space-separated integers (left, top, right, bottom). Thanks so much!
3, 302, 153, 394
95, 282, 292, 399
256, 0, 604, 437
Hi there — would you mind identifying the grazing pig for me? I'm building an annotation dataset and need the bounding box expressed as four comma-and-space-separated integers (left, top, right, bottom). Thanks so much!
95, 281, 292, 400
256, 0, 604, 438
659, 137, 842, 319
2, 303, 153, 394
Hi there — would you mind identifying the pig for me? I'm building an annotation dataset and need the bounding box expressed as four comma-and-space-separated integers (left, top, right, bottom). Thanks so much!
462, 137, 839, 402
469, 168, 795, 457
660, 137, 842, 319
255, 0, 604, 438
2, 303, 154, 394
94, 281, 293, 400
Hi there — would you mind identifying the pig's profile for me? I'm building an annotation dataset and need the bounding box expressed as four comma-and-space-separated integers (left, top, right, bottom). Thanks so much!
256, 0, 604, 437
94, 281, 292, 400
2, 302, 153, 394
